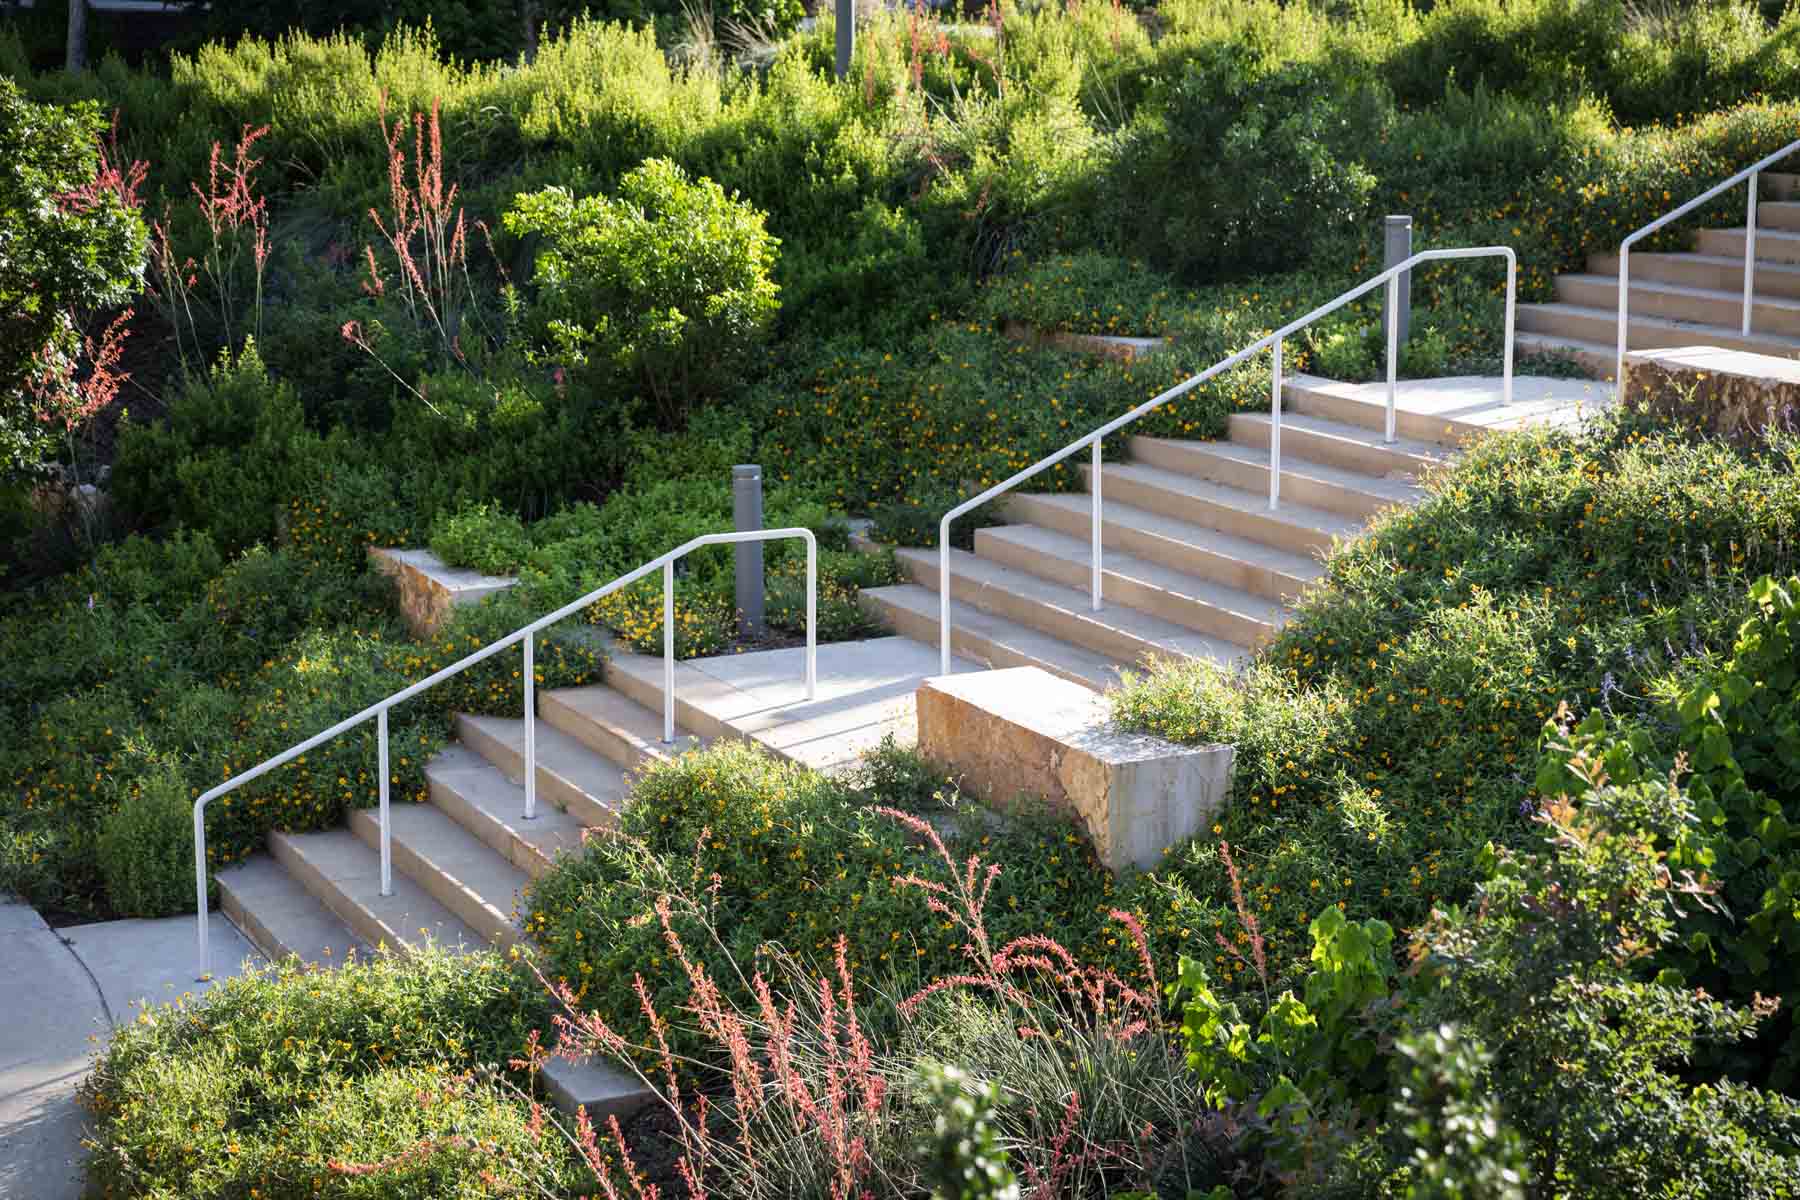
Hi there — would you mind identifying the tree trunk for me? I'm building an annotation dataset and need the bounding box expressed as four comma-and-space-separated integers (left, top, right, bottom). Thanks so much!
65, 0, 87, 74
521, 0, 541, 63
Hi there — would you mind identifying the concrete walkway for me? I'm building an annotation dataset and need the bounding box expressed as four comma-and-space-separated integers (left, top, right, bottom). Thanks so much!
0, 900, 260, 1199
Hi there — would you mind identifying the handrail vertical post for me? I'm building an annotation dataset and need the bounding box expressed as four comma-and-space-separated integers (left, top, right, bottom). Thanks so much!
1744, 172, 1760, 337
1503, 253, 1517, 410
1090, 439, 1102, 612
1385, 273, 1400, 444
805, 534, 817, 700
938, 519, 952, 677
663, 560, 676, 744
193, 804, 209, 980
522, 632, 537, 820
1616, 242, 1631, 398
377, 708, 391, 897
1269, 337, 1283, 510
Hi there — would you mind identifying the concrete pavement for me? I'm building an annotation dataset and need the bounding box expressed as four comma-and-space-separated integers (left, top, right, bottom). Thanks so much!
0, 900, 260, 1199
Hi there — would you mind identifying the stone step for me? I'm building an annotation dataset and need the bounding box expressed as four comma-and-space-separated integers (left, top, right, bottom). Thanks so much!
1766, 172, 1800, 199
890, 545, 1249, 669
1554, 273, 1800, 339
1588, 251, 1800, 300
217, 854, 370, 966
1281, 376, 1488, 446
539, 685, 705, 773
1514, 300, 1800, 359
1129, 435, 1423, 521
1001, 491, 1323, 605
600, 651, 739, 745
856, 583, 1123, 691
1758, 200, 1800, 233
348, 801, 529, 950
973, 523, 1286, 647
269, 826, 487, 955
453, 713, 629, 830
425, 744, 588, 880
1697, 227, 1800, 266
1227, 410, 1445, 480
1082, 460, 1358, 558
1512, 331, 1616, 379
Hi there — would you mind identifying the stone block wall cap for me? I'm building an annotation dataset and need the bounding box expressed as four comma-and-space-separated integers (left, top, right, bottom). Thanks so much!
1624, 345, 1800, 384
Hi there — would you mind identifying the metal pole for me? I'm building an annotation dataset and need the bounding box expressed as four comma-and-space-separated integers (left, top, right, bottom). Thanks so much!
1383, 215, 1412, 350
834, 0, 853, 79
378, 708, 392, 897
1744, 173, 1760, 337
805, 536, 817, 701
1616, 243, 1631, 399
193, 805, 209, 980
1503, 255, 1517, 410
663, 560, 676, 744
733, 465, 765, 639
1385, 273, 1400, 444
1090, 439, 1102, 612
939, 522, 952, 677
1269, 338, 1283, 510
522, 633, 537, 820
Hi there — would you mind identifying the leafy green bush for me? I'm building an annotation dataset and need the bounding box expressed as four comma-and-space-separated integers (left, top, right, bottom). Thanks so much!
428, 502, 531, 576
82, 947, 574, 1200
0, 78, 147, 481
96, 764, 197, 918
505, 159, 781, 428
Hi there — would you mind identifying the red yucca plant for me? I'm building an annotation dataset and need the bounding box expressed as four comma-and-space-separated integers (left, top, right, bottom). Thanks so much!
146, 122, 270, 370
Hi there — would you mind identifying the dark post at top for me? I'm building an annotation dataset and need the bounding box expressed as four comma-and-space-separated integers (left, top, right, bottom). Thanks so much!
1384, 214, 1413, 350
733, 465, 765, 638
835, 0, 854, 79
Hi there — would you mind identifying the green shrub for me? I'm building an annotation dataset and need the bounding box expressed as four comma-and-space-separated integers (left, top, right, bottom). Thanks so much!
428, 502, 531, 576
0, 78, 148, 482
83, 947, 572, 1199
505, 159, 781, 428
97, 764, 197, 918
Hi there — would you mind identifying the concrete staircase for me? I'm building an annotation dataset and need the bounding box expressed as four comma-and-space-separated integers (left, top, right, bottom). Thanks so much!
214, 683, 703, 1116
1518, 170, 1800, 373
859, 380, 1454, 689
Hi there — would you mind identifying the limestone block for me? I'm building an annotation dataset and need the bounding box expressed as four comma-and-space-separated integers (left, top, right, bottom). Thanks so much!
368, 547, 517, 639
1002, 320, 1169, 363
917, 667, 1234, 873
1623, 345, 1800, 446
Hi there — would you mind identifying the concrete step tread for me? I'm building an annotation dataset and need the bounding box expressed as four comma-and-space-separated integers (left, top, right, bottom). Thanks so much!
1135, 435, 1426, 501
893, 544, 1249, 663
426, 744, 588, 870
216, 855, 367, 965
539, 684, 706, 767
455, 712, 629, 826
1517, 301, 1800, 351
978, 522, 1290, 628
270, 827, 487, 953
1010, 491, 1326, 585
1230, 410, 1449, 466
1560, 272, 1800, 312
1095, 461, 1364, 538
1593, 250, 1800, 275
347, 801, 531, 933
859, 583, 1123, 689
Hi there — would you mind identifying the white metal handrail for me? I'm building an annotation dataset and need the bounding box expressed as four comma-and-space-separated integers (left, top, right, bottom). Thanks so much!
1616, 138, 1800, 392
936, 246, 1517, 676
192, 527, 817, 980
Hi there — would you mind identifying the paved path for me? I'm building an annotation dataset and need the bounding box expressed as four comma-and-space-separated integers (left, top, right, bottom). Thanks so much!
0, 900, 259, 1199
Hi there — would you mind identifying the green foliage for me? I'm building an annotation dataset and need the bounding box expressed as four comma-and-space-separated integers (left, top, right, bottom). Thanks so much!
428, 502, 531, 576
112, 340, 314, 552
0, 78, 148, 480
913, 1063, 1021, 1200
1387, 1025, 1528, 1200
505, 159, 780, 428
96, 764, 197, 918
1405, 737, 1800, 1197
1103, 46, 1375, 283
82, 947, 576, 1199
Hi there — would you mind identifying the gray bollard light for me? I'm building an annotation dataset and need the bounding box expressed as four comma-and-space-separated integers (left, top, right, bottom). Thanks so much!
733, 465, 765, 638
1384, 215, 1413, 350
835, 0, 854, 79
